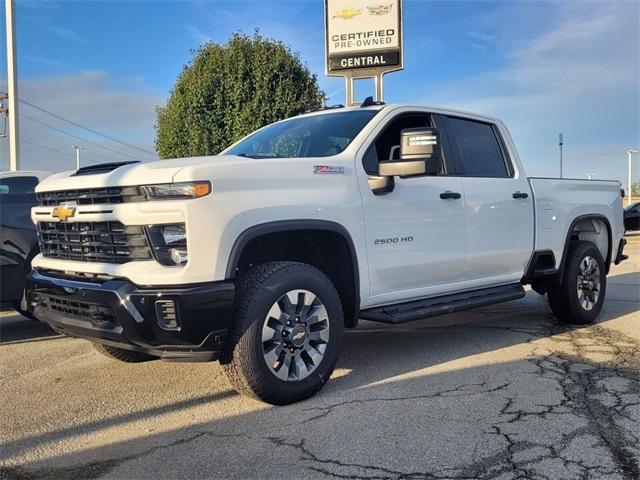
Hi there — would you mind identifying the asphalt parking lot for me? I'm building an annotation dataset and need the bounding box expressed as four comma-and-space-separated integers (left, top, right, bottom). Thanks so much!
1, 240, 639, 480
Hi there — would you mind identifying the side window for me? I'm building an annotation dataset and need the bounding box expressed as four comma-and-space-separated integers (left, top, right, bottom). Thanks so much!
445, 117, 510, 178
364, 114, 443, 175
0, 176, 39, 194
0, 176, 39, 205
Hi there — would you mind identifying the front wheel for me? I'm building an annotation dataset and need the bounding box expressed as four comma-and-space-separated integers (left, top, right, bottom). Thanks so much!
548, 241, 607, 325
221, 262, 344, 405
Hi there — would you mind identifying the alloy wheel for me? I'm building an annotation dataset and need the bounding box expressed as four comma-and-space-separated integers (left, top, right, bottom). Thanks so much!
261, 289, 330, 381
577, 255, 601, 311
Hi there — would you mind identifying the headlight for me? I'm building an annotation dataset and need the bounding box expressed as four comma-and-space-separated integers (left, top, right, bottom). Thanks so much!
140, 181, 211, 200
147, 223, 188, 266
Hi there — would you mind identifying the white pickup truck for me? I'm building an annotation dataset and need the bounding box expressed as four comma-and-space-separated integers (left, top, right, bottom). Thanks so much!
27, 102, 627, 404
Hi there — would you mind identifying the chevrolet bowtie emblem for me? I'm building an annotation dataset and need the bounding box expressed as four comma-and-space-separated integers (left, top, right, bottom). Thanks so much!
333, 8, 361, 19
52, 203, 77, 222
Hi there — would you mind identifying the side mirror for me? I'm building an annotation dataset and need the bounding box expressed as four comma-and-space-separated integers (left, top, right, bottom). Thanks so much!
378, 127, 442, 177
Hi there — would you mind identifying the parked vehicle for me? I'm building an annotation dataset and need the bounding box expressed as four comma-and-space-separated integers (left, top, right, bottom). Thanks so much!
26, 103, 626, 404
624, 202, 640, 231
0, 171, 51, 317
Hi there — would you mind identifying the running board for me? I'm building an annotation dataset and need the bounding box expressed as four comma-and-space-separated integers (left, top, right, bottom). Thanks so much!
360, 283, 526, 324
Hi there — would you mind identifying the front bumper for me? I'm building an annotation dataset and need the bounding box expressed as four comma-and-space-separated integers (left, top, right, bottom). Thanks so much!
26, 270, 234, 362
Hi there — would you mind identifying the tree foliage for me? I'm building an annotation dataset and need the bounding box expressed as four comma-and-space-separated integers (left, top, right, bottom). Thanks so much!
155, 32, 326, 158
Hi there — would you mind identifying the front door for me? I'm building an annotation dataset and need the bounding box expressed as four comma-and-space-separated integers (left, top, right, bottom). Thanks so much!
358, 112, 467, 302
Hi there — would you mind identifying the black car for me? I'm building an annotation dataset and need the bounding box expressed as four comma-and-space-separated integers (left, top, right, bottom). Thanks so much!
624, 202, 640, 232
0, 171, 50, 316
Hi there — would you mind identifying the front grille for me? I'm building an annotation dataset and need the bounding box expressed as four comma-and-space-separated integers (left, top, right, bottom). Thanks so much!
36, 293, 116, 324
37, 221, 152, 264
37, 186, 144, 206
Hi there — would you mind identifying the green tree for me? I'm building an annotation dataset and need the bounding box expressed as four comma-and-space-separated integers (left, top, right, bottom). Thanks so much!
155, 32, 326, 158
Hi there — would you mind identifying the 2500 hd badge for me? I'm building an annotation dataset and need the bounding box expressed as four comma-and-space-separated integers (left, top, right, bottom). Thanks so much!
374, 236, 414, 245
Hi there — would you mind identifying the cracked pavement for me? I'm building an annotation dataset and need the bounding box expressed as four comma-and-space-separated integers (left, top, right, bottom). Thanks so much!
1, 241, 638, 480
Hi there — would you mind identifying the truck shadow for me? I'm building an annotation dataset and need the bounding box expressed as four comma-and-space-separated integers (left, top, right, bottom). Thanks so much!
2, 275, 639, 479
0, 310, 58, 345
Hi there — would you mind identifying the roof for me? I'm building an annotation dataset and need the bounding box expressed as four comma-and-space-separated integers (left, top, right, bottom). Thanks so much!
297, 103, 501, 124
0, 170, 52, 179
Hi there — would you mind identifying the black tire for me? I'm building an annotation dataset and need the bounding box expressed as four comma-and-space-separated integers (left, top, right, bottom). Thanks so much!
548, 241, 607, 325
93, 343, 155, 363
13, 291, 37, 320
221, 261, 344, 405
13, 305, 37, 321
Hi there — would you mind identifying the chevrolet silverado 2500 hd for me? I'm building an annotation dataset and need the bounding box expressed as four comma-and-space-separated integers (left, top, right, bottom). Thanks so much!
27, 103, 627, 405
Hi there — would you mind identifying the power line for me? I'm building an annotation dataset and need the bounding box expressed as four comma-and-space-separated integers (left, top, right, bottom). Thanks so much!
19, 111, 140, 160
21, 139, 101, 165
18, 97, 157, 157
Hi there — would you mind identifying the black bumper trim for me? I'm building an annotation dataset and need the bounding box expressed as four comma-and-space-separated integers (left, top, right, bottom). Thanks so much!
27, 271, 235, 362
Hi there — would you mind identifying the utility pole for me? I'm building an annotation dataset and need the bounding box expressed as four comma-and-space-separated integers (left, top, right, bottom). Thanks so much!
558, 133, 563, 179
5, 0, 20, 171
628, 149, 638, 206
71, 145, 83, 170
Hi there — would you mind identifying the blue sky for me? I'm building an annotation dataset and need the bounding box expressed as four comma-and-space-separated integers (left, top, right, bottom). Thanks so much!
0, 0, 638, 183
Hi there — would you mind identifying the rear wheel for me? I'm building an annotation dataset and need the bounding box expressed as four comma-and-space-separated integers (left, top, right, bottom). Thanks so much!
222, 262, 343, 405
548, 241, 606, 325
93, 343, 155, 363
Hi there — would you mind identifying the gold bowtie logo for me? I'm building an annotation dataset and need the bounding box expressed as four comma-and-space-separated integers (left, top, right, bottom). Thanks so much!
52, 203, 77, 222
333, 8, 361, 19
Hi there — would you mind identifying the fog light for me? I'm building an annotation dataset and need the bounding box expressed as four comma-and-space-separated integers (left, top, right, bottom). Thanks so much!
170, 248, 188, 265
155, 300, 180, 331
147, 223, 188, 266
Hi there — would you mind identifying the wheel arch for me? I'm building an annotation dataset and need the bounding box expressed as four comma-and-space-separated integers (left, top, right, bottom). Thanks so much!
225, 220, 361, 328
557, 214, 612, 284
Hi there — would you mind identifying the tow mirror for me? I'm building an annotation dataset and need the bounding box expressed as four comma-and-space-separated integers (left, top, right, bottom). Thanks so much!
378, 127, 442, 177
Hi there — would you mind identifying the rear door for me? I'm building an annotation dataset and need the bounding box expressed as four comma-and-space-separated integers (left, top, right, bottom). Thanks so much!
441, 116, 534, 282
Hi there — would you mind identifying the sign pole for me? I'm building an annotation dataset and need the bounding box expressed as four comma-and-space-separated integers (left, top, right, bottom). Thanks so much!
374, 73, 383, 103
344, 75, 354, 106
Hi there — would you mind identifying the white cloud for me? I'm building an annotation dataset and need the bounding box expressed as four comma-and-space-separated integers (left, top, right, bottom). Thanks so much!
0, 71, 162, 172
430, 1, 639, 182
25, 11, 88, 45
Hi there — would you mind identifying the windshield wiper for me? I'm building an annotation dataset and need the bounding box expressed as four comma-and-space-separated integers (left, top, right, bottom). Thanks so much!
235, 153, 280, 159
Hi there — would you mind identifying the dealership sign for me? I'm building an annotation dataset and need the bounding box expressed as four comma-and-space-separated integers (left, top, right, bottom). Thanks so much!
325, 0, 403, 76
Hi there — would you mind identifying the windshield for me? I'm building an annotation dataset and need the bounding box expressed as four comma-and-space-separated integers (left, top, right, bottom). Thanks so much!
224, 110, 379, 158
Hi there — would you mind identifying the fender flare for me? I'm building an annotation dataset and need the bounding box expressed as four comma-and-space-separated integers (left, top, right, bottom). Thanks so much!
557, 214, 612, 284
224, 220, 361, 326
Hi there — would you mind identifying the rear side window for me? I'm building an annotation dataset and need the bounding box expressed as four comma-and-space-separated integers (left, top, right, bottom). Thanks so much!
0, 176, 39, 194
445, 117, 509, 177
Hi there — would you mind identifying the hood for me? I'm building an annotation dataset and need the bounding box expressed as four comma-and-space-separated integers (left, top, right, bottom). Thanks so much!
36, 153, 349, 193
35, 158, 193, 192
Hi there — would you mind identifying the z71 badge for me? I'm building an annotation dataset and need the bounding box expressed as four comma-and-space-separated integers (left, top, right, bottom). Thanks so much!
314, 165, 344, 174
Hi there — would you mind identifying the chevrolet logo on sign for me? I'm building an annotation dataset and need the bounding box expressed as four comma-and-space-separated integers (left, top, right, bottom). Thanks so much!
52, 202, 77, 222
333, 8, 361, 19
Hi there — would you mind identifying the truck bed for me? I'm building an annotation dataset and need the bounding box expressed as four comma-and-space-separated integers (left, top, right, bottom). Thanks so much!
528, 177, 624, 269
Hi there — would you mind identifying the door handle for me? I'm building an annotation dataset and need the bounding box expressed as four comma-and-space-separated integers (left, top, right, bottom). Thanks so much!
512, 191, 529, 199
440, 191, 462, 200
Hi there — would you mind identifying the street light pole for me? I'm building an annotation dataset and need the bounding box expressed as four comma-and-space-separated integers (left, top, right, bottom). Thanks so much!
559, 133, 563, 179
628, 149, 638, 207
71, 145, 83, 170
5, 0, 20, 171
